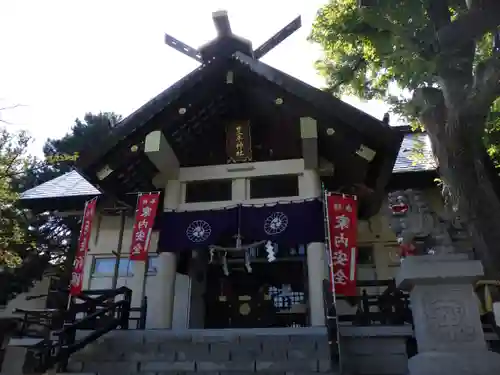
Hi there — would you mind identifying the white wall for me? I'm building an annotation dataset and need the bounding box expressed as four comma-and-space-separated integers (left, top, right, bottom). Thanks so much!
178, 159, 308, 210
83, 213, 179, 328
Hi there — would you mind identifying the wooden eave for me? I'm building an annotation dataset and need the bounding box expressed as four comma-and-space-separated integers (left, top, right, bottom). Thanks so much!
18, 195, 98, 214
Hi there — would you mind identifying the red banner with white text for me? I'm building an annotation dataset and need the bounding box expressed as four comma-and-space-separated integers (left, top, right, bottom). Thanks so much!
129, 192, 161, 261
326, 193, 358, 296
70, 197, 98, 296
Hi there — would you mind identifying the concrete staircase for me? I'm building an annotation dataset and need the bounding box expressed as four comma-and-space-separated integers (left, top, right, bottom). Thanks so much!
63, 327, 337, 375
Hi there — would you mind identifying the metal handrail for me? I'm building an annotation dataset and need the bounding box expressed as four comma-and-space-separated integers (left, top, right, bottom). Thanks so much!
33, 287, 132, 373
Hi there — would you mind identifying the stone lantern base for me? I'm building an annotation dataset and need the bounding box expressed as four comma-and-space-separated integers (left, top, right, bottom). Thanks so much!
396, 254, 500, 375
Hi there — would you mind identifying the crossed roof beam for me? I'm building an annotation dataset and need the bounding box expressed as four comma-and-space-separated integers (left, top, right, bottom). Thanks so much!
164, 10, 302, 63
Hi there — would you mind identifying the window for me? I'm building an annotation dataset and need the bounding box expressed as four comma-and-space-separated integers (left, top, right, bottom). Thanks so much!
92, 257, 133, 277
185, 180, 232, 203
357, 246, 374, 265
89, 257, 134, 291
249, 175, 299, 199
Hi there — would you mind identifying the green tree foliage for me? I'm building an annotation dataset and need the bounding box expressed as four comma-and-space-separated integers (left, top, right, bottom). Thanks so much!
21, 112, 122, 189
0, 112, 121, 306
310, 0, 500, 276
485, 100, 500, 166
0, 128, 52, 306
0, 129, 32, 268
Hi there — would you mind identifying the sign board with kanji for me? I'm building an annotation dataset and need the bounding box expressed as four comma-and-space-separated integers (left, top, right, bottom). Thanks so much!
129, 192, 161, 261
325, 193, 358, 296
70, 197, 98, 296
226, 120, 252, 163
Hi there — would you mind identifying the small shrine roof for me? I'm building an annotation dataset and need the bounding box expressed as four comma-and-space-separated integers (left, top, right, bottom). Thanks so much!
20, 170, 101, 200
392, 132, 436, 173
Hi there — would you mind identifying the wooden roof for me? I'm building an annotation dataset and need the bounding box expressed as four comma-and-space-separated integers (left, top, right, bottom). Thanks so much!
80, 53, 402, 173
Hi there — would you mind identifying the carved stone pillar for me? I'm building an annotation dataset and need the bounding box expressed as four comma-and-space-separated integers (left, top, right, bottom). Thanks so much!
397, 254, 500, 375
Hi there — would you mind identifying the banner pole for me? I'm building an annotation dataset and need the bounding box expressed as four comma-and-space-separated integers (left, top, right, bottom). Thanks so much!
138, 192, 154, 314
322, 184, 343, 374
66, 199, 90, 310
68, 196, 98, 311
135, 191, 161, 325
111, 208, 127, 291
138, 252, 149, 326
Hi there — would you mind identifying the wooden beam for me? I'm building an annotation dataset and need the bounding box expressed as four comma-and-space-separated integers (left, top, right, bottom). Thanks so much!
144, 130, 179, 178
213, 10, 232, 37
300, 117, 319, 170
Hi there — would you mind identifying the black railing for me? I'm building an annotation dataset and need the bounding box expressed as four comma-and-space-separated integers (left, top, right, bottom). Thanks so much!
21, 287, 132, 373
68, 288, 147, 330
131, 296, 148, 330
334, 280, 413, 326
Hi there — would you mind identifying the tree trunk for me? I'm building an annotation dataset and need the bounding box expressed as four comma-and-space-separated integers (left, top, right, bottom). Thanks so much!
427, 111, 500, 279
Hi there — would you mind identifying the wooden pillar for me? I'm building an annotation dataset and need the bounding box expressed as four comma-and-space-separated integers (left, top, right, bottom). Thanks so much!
300, 117, 318, 170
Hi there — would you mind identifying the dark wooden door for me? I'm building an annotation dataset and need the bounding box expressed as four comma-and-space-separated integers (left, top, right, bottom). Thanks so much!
204, 261, 306, 328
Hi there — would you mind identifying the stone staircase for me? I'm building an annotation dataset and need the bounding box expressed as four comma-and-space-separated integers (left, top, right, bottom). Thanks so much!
62, 327, 337, 375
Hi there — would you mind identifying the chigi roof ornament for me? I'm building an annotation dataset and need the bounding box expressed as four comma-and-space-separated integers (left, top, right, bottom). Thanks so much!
164, 10, 301, 63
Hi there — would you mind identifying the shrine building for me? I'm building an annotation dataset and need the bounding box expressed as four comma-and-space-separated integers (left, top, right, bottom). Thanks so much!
4, 11, 500, 375
11, 11, 445, 331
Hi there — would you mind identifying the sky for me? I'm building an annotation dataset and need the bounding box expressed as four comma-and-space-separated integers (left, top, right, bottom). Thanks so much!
0, 0, 393, 157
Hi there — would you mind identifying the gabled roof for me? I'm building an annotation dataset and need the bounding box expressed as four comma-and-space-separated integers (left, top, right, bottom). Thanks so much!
20, 170, 101, 200
74, 52, 406, 218
79, 52, 401, 175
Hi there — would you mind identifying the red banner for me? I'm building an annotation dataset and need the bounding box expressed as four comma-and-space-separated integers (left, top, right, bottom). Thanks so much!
70, 197, 98, 296
326, 193, 358, 296
129, 192, 161, 261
